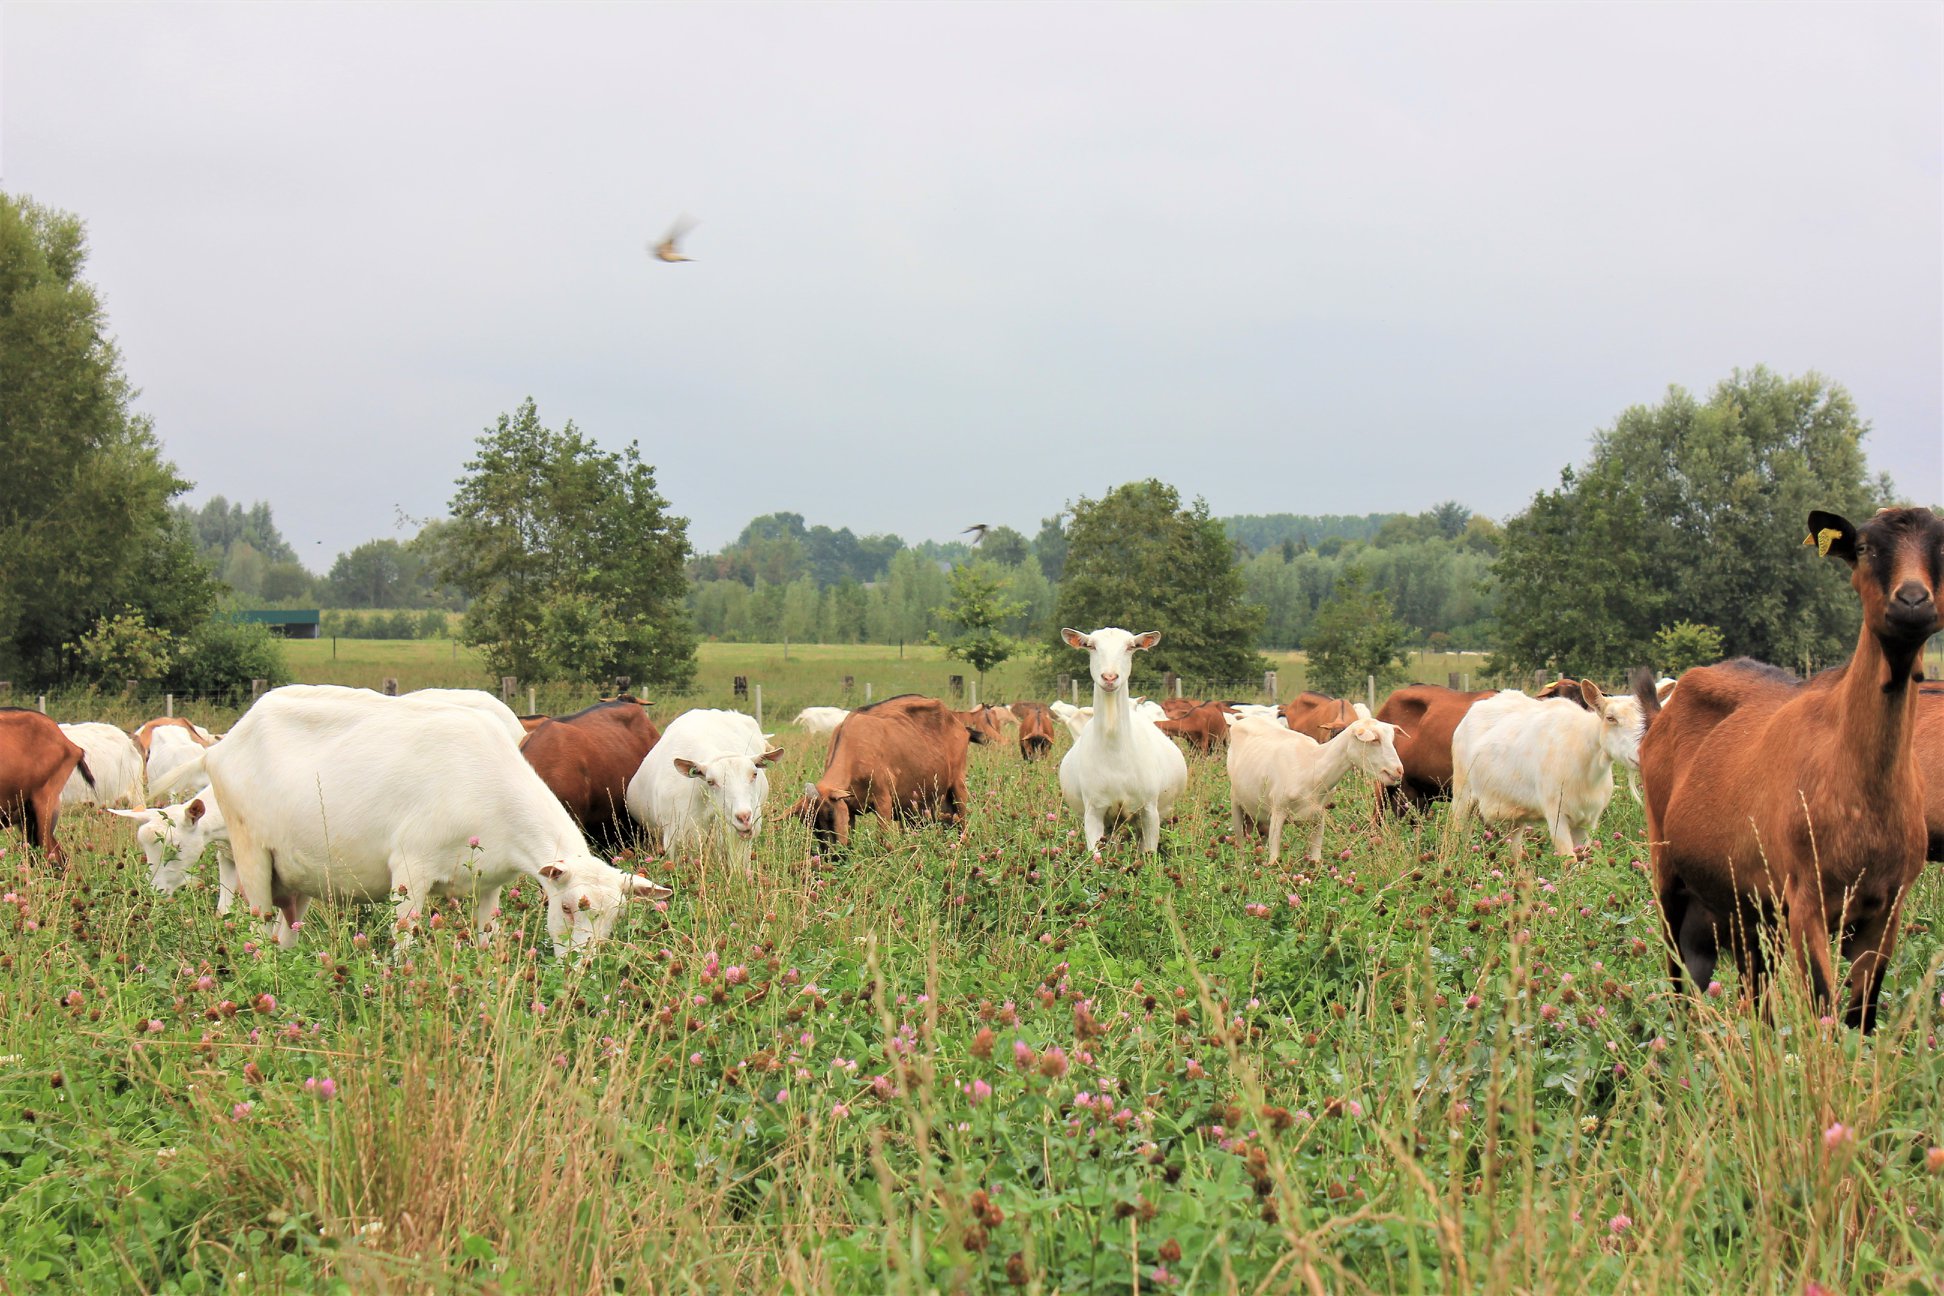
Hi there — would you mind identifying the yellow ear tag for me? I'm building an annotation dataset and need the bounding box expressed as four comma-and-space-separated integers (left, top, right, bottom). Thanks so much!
1815, 528, 1843, 557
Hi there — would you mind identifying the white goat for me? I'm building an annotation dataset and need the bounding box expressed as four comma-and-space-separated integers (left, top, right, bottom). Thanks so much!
111, 788, 235, 909
1050, 700, 1094, 737
1056, 627, 1187, 854
1225, 705, 1404, 863
794, 706, 850, 735
59, 723, 146, 808
1451, 681, 1644, 858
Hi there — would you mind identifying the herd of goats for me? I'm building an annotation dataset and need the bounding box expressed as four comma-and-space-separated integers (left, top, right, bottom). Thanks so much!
1, 506, 1941, 1029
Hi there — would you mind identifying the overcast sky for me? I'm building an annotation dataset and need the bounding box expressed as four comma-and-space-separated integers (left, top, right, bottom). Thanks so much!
5, 2, 1939, 564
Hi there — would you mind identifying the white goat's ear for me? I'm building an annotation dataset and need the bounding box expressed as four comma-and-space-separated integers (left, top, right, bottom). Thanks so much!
1060, 627, 1092, 650
626, 874, 673, 901
757, 747, 784, 767
1132, 631, 1161, 651
185, 798, 207, 825
673, 757, 706, 779
1352, 702, 1372, 720
1354, 727, 1378, 743
107, 807, 161, 824
538, 863, 567, 880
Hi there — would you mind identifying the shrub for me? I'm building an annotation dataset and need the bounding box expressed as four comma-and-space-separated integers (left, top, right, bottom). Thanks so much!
165, 617, 291, 696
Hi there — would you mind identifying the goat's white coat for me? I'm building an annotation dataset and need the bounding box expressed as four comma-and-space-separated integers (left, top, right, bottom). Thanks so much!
1451, 685, 1644, 857
147, 726, 215, 801
111, 787, 235, 909
1225, 706, 1403, 863
1056, 628, 1187, 854
794, 707, 850, 735
58, 722, 146, 807
206, 687, 668, 954
1226, 703, 1288, 726
625, 709, 780, 867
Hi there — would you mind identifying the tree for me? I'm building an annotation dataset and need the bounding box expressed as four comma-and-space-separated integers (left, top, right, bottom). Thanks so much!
1033, 513, 1070, 583
0, 193, 219, 684
1493, 369, 1889, 677
165, 617, 291, 696
1303, 567, 1409, 696
933, 560, 1026, 683
1047, 480, 1267, 686
1652, 621, 1725, 676
65, 609, 173, 687
978, 525, 1031, 567
439, 398, 697, 689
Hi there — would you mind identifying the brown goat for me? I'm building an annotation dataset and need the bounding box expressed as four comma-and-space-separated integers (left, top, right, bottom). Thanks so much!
519, 699, 663, 854
1281, 691, 1358, 742
1374, 684, 1497, 810
1639, 507, 1944, 1030
1009, 701, 1056, 761
0, 709, 92, 863
790, 695, 970, 846
1154, 701, 1233, 755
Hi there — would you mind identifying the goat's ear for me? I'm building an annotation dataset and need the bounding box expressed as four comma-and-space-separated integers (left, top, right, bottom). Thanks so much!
673, 757, 704, 779
1060, 627, 1092, 650
538, 863, 566, 880
1132, 631, 1161, 651
1657, 679, 1677, 703
626, 874, 673, 900
757, 746, 784, 767
185, 798, 206, 825
1577, 679, 1606, 710
1805, 511, 1858, 566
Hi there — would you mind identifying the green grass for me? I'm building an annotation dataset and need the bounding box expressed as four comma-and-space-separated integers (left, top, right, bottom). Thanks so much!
4, 726, 1941, 1292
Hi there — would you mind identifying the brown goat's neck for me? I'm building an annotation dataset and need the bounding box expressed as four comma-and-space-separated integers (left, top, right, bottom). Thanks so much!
1835, 624, 1918, 784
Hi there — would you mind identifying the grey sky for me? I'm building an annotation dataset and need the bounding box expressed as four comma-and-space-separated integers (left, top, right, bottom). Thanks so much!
6, 2, 1939, 564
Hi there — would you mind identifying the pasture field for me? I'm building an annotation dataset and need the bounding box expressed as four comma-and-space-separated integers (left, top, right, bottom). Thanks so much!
2, 718, 1942, 1293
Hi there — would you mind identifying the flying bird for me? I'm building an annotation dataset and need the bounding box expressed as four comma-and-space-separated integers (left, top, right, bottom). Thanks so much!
963, 525, 991, 545
651, 215, 698, 263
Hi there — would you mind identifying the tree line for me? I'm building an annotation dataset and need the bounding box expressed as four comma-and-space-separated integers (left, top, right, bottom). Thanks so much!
3, 188, 1909, 696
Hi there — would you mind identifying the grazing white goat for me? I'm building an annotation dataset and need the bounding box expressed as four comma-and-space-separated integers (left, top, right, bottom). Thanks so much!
795, 707, 851, 735
1225, 705, 1403, 863
111, 788, 234, 909
1057, 627, 1188, 854
625, 709, 782, 868
1451, 681, 1644, 858
1050, 700, 1094, 737
208, 687, 670, 954
59, 722, 146, 807
145, 724, 217, 802
1130, 697, 1168, 723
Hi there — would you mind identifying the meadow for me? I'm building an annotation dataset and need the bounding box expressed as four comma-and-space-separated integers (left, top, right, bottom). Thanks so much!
3, 647, 1942, 1293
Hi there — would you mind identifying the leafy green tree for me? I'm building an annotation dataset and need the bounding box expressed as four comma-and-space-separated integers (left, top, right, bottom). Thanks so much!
978, 525, 1031, 567
933, 560, 1026, 683
65, 609, 173, 686
439, 398, 696, 689
1493, 369, 1888, 676
1033, 513, 1070, 583
1047, 480, 1267, 686
1652, 621, 1726, 676
1303, 567, 1410, 696
0, 194, 219, 684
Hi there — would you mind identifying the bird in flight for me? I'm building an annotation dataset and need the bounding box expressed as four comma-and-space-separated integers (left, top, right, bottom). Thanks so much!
963, 525, 991, 545
651, 215, 698, 263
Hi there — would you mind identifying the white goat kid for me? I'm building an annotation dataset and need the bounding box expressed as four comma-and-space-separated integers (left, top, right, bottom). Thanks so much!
1451, 680, 1644, 859
1056, 627, 1187, 855
1225, 705, 1404, 863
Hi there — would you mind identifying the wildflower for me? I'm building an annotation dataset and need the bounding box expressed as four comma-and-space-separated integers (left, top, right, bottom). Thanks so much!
1608, 1213, 1631, 1233
1822, 1122, 1855, 1152
1037, 1046, 1069, 1079
194, 975, 216, 992
1705, 980, 1723, 998
725, 965, 748, 986
468, 836, 481, 848
1924, 1147, 1944, 1173
689, 1052, 704, 1066
966, 1079, 993, 1107
145, 1019, 163, 1034
832, 1102, 850, 1119
1013, 1040, 1035, 1070
63, 990, 83, 1008
971, 1026, 995, 1060
1463, 994, 1481, 1009
774, 1089, 789, 1103
231, 1102, 253, 1121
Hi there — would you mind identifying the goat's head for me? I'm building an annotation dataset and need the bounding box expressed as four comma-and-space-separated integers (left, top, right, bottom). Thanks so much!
1807, 507, 1944, 674
792, 781, 855, 847
673, 746, 784, 840
1574, 680, 1645, 769
1061, 627, 1159, 695
1342, 703, 1405, 786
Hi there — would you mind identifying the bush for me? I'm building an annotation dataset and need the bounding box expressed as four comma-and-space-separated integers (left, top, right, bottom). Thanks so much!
165, 617, 291, 696
1652, 620, 1726, 676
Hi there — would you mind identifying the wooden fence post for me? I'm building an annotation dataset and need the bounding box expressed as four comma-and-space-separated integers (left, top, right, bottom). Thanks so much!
733, 676, 748, 700
380, 678, 397, 697
948, 675, 964, 700
1448, 672, 1461, 690
165, 693, 174, 717
1367, 674, 1376, 711
253, 678, 270, 699
1264, 670, 1277, 700
864, 683, 873, 702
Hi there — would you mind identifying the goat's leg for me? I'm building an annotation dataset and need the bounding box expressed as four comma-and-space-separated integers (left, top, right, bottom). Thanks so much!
1782, 889, 1837, 1018
1139, 803, 1161, 855
1083, 804, 1107, 857
1264, 807, 1286, 865
1305, 815, 1326, 864
1839, 890, 1909, 1033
